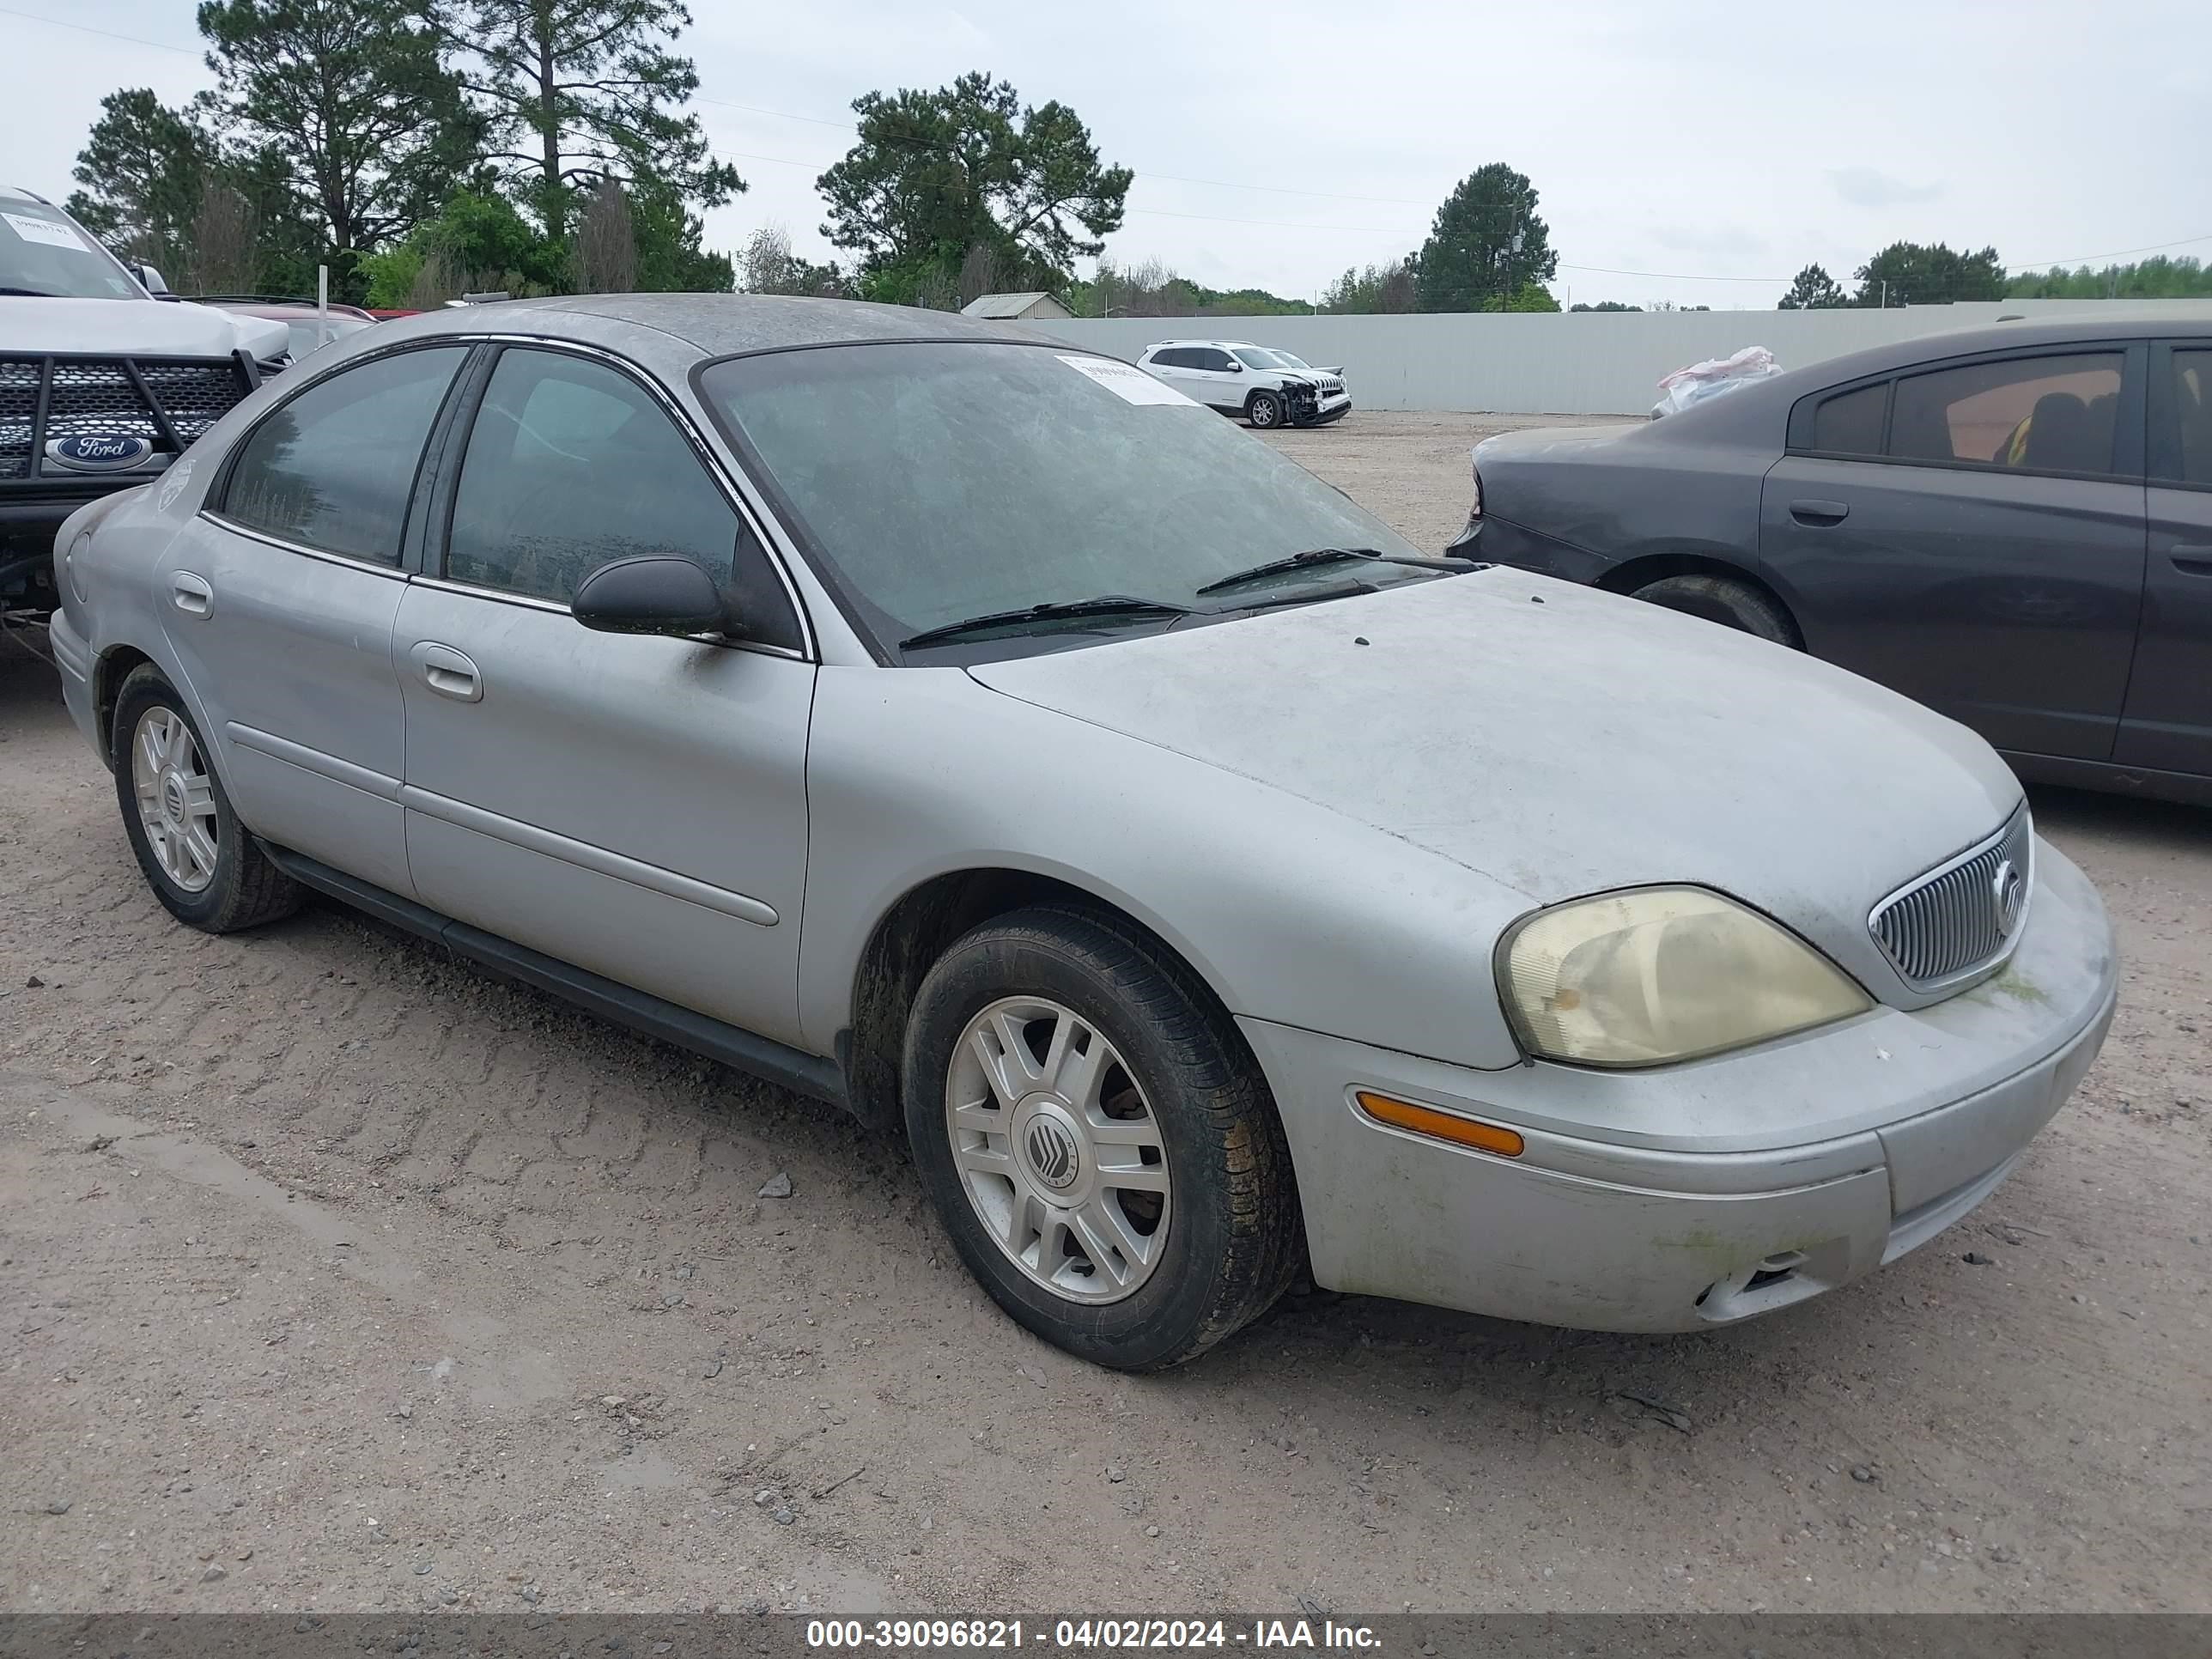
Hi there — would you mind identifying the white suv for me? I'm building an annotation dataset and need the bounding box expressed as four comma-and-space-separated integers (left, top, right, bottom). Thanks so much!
1135, 340, 1351, 428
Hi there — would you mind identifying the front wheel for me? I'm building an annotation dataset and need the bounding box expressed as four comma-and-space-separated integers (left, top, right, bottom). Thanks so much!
1245, 390, 1285, 429
902, 907, 1303, 1370
112, 665, 301, 933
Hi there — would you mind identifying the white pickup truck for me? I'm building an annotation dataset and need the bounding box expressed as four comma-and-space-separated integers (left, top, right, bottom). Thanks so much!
3, 185, 289, 623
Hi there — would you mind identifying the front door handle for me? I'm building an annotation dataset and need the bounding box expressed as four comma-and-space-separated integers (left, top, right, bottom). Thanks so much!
1789, 500, 1850, 526
2170, 543, 2212, 575
170, 571, 213, 617
410, 641, 483, 702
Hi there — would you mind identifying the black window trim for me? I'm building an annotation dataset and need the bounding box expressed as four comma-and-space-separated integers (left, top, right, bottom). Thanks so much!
2148, 338, 2212, 495
1784, 338, 2148, 484
686, 337, 1151, 667
204, 337, 476, 575
416, 336, 817, 662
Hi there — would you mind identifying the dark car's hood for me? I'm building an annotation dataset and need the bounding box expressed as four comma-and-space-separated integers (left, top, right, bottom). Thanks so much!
969, 569, 2023, 1002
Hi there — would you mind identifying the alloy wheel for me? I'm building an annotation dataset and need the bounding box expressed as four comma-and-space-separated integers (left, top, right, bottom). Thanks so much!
943, 995, 1173, 1304
131, 705, 219, 894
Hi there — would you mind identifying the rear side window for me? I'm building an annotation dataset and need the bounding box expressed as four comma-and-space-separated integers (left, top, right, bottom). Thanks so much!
443, 348, 801, 647
222, 347, 466, 564
1888, 351, 2124, 475
1808, 383, 1887, 456
1148, 348, 1194, 369
2165, 349, 2211, 484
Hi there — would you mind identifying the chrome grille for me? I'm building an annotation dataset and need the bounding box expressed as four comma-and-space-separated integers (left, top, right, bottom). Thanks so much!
1869, 808, 2033, 989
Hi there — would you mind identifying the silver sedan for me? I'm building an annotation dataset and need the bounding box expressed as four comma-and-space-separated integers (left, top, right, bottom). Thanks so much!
48, 295, 2118, 1369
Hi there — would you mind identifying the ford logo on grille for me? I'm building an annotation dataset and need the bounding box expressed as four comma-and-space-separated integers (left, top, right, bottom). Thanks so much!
47, 433, 155, 472
1991, 858, 2027, 939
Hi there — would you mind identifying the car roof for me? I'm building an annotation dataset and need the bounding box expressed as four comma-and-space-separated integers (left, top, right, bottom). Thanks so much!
1146, 339, 1261, 350
1, 185, 54, 205
363, 293, 1046, 359
1790, 314, 2212, 388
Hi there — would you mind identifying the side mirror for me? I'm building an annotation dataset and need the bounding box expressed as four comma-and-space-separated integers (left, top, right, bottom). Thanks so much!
132, 262, 177, 299
572, 556, 731, 637
1224, 361, 1243, 372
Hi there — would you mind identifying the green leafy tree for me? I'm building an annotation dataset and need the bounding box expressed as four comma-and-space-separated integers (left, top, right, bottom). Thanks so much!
197, 0, 481, 295
1570, 301, 1641, 312
1321, 256, 1419, 313
65, 89, 217, 276
630, 174, 732, 292
817, 72, 1131, 303
2006, 255, 2212, 299
360, 187, 562, 307
1852, 241, 2005, 307
436, 0, 742, 243
1414, 164, 1557, 313
1778, 263, 1849, 308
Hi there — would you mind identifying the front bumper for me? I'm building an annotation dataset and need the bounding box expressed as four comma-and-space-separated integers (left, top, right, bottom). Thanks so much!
1241, 838, 2118, 1332
1294, 391, 1352, 426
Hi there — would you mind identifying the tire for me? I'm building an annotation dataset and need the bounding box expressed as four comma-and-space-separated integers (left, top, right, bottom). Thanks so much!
1245, 390, 1285, 429
902, 905, 1303, 1370
1630, 573, 1798, 646
112, 664, 301, 933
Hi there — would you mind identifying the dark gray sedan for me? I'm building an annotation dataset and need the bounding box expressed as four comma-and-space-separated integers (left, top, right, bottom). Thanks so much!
1453, 318, 2212, 805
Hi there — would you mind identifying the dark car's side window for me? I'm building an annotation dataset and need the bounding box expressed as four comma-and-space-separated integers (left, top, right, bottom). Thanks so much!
1808, 382, 1887, 457
221, 346, 467, 565
2166, 349, 2211, 485
1888, 351, 2124, 476
444, 349, 801, 649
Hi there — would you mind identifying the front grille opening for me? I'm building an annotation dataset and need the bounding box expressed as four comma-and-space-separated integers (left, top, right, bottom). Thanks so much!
1870, 810, 2033, 988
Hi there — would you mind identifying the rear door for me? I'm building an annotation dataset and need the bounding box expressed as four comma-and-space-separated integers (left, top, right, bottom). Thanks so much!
1758, 343, 2148, 761
1142, 347, 1201, 400
161, 343, 470, 895
2118, 342, 2212, 779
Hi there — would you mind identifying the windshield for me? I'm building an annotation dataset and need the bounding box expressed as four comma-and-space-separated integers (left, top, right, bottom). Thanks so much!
700, 341, 1431, 657
1233, 347, 1292, 370
0, 199, 144, 299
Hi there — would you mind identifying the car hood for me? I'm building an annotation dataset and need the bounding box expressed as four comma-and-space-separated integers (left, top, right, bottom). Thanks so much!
0, 295, 284, 359
968, 569, 2024, 1005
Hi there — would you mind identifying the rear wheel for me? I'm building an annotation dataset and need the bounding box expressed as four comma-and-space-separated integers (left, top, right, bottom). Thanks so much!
1246, 390, 1285, 429
112, 665, 301, 933
903, 906, 1302, 1370
1630, 573, 1797, 646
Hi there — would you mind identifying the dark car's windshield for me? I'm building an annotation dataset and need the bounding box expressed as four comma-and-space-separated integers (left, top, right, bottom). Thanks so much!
0, 199, 144, 300
700, 341, 1428, 656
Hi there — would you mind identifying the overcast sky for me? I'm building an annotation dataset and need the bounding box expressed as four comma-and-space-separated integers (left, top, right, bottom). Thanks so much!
5, 0, 2206, 307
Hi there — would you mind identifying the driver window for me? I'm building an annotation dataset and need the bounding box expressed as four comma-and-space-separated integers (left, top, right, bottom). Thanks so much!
444, 348, 800, 647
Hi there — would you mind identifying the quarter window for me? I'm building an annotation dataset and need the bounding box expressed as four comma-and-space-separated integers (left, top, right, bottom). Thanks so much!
1808, 382, 1887, 456
222, 346, 466, 564
444, 349, 800, 648
2165, 349, 2211, 485
1887, 352, 2124, 475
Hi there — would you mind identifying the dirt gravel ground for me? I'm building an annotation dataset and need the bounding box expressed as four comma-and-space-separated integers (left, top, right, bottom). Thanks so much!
3, 410, 2209, 1618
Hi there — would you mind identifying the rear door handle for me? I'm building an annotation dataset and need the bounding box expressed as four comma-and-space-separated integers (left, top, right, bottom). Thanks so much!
1789, 500, 1850, 526
170, 571, 213, 617
409, 641, 483, 702
2171, 543, 2212, 575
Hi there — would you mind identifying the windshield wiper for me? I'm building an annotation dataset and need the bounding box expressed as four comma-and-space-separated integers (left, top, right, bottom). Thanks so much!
0, 286, 64, 298
1194, 546, 1475, 597
899, 594, 1194, 650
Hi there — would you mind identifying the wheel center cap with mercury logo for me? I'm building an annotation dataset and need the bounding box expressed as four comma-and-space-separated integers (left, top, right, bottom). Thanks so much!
1014, 1097, 1086, 1195
160, 771, 188, 826
1991, 858, 2026, 939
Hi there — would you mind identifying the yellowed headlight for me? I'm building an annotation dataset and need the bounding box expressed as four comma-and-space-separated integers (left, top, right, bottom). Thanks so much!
1498, 886, 1871, 1068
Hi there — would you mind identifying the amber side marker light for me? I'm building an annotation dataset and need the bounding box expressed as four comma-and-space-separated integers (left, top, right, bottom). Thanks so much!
1354, 1091, 1525, 1157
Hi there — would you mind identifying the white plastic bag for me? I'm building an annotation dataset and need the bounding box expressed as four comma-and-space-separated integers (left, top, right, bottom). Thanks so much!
1650, 345, 1783, 418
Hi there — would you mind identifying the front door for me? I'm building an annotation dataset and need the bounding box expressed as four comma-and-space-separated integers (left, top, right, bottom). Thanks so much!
158, 343, 471, 895
2118, 342, 2212, 780
1759, 343, 2148, 762
396, 343, 817, 1047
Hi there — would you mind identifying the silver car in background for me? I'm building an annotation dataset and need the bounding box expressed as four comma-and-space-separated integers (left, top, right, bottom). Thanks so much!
50, 295, 2117, 1369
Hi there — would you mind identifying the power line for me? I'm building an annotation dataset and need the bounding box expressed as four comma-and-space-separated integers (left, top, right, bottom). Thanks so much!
0, 3, 199, 52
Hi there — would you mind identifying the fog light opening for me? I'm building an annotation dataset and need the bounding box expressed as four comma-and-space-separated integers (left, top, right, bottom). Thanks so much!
1354, 1091, 1524, 1157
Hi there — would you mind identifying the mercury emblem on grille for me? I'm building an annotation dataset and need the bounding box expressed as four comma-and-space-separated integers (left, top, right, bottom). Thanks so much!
1991, 858, 2027, 939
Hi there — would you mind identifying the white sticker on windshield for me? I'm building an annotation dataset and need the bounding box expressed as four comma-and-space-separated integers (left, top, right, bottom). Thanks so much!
1058, 354, 1196, 406
2, 210, 93, 251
